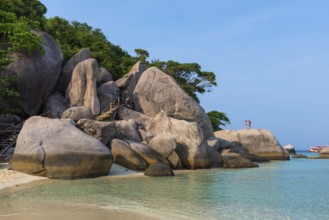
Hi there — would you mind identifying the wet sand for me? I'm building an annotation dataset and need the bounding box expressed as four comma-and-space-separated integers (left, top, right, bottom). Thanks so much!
0, 163, 161, 220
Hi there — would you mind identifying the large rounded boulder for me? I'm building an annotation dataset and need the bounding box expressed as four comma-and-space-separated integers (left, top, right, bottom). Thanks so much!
215, 129, 289, 160
133, 67, 214, 139
145, 111, 211, 169
0, 31, 63, 116
11, 116, 112, 179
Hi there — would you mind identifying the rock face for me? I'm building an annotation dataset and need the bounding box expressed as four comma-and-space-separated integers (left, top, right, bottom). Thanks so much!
56, 48, 92, 94
128, 141, 170, 166
97, 81, 120, 113
41, 92, 68, 118
319, 147, 329, 158
114, 120, 141, 142
11, 116, 112, 179
61, 106, 94, 121
283, 144, 296, 154
133, 67, 214, 139
111, 139, 148, 171
116, 61, 148, 100
215, 129, 289, 160
145, 111, 210, 169
148, 136, 177, 158
66, 58, 100, 115
77, 119, 117, 145
0, 30, 63, 116
97, 67, 113, 86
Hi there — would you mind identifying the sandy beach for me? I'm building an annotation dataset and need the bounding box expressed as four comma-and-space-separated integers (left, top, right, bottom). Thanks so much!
0, 163, 161, 220
0, 163, 141, 192
0, 163, 47, 192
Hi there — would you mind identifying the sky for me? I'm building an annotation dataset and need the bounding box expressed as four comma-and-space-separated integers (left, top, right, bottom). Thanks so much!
40, 0, 329, 150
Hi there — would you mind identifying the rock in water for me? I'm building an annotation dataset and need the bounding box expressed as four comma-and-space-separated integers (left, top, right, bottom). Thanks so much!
11, 116, 112, 179
215, 129, 290, 160
144, 163, 174, 177
283, 144, 296, 154
0, 31, 63, 116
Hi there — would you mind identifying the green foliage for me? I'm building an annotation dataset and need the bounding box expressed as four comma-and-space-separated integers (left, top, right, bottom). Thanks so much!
207, 111, 230, 131
0, 0, 47, 28
0, 75, 20, 114
44, 16, 136, 79
0, 0, 46, 113
150, 59, 217, 103
134, 48, 149, 62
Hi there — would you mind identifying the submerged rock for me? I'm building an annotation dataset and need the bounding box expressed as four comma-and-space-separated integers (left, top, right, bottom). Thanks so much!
221, 152, 259, 168
292, 154, 307, 158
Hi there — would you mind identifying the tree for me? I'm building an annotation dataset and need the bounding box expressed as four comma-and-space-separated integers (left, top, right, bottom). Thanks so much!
150, 59, 217, 103
207, 111, 230, 131
44, 17, 136, 79
134, 48, 149, 62
0, 0, 46, 113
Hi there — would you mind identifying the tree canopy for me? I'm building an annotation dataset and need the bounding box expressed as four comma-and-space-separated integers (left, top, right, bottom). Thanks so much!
0, 0, 46, 113
150, 59, 217, 103
43, 17, 136, 79
207, 111, 230, 131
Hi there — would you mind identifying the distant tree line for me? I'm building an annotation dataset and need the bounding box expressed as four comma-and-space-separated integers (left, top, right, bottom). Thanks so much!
0, 0, 230, 130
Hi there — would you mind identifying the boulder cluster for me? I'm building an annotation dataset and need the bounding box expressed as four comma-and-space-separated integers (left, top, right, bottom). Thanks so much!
0, 31, 289, 179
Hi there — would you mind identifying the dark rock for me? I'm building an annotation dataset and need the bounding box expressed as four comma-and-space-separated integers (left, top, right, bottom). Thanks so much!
41, 92, 68, 118
96, 67, 113, 86
222, 152, 259, 168
0, 30, 63, 116
144, 163, 174, 177
292, 154, 307, 158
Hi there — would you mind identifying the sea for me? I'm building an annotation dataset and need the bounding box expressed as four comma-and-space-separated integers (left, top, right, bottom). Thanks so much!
1, 150, 329, 220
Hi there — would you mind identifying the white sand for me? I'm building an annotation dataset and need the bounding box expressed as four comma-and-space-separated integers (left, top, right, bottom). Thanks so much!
0, 163, 46, 191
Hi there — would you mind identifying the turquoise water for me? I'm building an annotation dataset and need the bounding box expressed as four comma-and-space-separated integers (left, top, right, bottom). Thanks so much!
1, 151, 329, 219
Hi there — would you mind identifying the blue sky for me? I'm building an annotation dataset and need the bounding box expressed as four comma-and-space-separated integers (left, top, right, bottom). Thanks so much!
40, 0, 329, 150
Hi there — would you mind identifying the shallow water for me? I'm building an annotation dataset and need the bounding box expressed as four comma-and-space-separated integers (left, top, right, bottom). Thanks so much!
1, 151, 329, 220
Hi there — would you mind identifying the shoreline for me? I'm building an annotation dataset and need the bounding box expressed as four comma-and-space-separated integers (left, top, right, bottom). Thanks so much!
0, 163, 163, 220
0, 163, 143, 196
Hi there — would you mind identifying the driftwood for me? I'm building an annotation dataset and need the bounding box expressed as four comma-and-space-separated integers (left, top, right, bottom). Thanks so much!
95, 102, 119, 121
